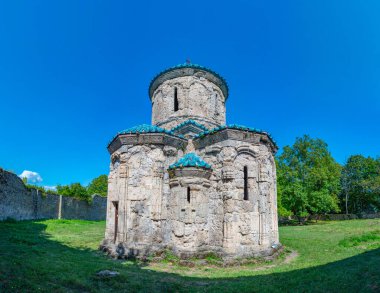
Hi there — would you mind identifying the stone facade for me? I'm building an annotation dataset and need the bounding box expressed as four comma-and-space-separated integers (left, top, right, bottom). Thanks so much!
150, 66, 227, 129
102, 63, 280, 259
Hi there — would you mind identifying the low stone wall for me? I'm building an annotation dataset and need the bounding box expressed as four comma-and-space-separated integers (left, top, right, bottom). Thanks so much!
0, 169, 107, 221
61, 195, 106, 221
279, 213, 380, 223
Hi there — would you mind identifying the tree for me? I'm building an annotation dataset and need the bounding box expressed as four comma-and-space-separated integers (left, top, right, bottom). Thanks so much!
341, 155, 380, 214
87, 175, 108, 197
55, 175, 108, 202
56, 183, 89, 201
277, 135, 341, 221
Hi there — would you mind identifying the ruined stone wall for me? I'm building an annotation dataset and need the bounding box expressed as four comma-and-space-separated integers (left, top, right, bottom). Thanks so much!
61, 195, 107, 221
35, 193, 60, 219
0, 169, 107, 221
151, 76, 226, 129
0, 170, 36, 220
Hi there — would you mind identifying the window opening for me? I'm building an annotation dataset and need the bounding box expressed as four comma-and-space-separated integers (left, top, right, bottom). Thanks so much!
174, 87, 179, 112
187, 187, 191, 203
244, 166, 249, 200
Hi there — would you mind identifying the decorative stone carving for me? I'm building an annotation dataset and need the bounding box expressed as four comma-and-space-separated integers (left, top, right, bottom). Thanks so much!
221, 165, 235, 180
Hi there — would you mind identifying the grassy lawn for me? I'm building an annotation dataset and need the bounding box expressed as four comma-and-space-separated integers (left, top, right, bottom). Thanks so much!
0, 219, 379, 292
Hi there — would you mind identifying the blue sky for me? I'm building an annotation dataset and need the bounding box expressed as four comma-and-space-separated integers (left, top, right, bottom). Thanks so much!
0, 1, 379, 187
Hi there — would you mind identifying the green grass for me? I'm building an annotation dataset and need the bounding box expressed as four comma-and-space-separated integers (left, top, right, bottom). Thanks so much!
0, 219, 379, 292
339, 230, 380, 248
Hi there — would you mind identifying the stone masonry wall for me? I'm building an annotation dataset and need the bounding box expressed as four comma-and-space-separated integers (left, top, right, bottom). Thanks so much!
102, 134, 279, 259
196, 138, 279, 258
105, 143, 182, 255
0, 169, 107, 221
168, 168, 213, 257
151, 76, 226, 129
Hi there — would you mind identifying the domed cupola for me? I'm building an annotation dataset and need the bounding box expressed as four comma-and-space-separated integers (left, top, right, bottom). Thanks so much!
149, 63, 228, 130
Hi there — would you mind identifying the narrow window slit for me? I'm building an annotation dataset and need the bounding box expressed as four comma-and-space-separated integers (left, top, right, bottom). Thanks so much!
174, 87, 179, 112
187, 187, 191, 203
244, 166, 249, 200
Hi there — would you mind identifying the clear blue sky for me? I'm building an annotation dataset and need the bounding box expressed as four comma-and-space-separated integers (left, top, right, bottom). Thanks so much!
0, 1, 379, 187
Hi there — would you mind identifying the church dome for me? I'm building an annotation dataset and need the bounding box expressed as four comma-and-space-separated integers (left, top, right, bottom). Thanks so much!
148, 63, 229, 100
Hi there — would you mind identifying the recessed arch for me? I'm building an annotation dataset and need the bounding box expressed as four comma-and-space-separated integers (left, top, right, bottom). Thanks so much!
236, 145, 258, 158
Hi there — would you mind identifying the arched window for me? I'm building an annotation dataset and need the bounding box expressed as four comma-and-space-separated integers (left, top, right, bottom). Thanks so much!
187, 186, 191, 203
174, 87, 179, 112
244, 166, 248, 200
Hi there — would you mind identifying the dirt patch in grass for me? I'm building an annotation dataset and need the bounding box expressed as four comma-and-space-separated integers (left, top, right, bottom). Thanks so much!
242, 249, 298, 272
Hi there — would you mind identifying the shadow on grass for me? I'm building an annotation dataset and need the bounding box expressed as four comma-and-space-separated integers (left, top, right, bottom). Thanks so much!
0, 221, 379, 292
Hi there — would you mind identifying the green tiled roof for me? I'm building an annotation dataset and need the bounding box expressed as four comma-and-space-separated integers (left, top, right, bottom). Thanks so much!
118, 124, 174, 135
170, 119, 208, 132
169, 153, 211, 170
108, 124, 184, 147
193, 124, 278, 147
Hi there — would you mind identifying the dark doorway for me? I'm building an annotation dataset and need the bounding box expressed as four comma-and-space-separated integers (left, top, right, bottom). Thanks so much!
112, 201, 119, 243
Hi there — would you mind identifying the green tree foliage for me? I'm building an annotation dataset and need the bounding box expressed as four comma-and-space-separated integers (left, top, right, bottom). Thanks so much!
277, 135, 341, 220
56, 183, 89, 201
341, 155, 380, 214
87, 175, 108, 197
55, 175, 108, 202
20, 176, 59, 196
274, 160, 293, 217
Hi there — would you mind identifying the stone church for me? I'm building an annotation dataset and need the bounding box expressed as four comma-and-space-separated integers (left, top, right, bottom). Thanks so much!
101, 63, 280, 259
